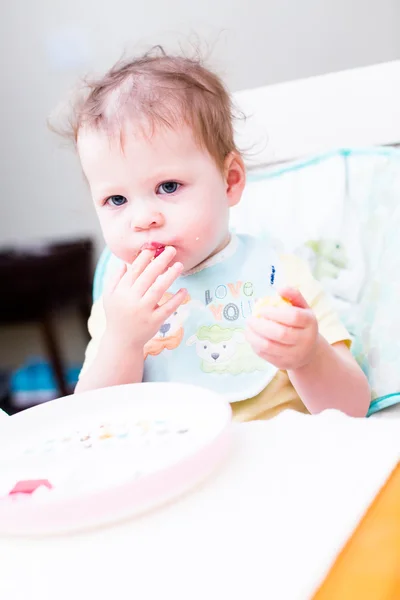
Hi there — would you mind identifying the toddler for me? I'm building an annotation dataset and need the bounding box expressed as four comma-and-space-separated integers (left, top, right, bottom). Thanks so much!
69, 49, 369, 420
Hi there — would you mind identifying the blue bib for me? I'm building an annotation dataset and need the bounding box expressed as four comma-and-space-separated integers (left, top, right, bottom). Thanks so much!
141, 235, 284, 402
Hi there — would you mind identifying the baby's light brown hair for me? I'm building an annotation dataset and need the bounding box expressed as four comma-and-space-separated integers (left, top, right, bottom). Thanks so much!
66, 47, 240, 171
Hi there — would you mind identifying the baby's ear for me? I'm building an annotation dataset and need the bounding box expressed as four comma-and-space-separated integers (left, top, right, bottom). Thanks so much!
224, 152, 246, 208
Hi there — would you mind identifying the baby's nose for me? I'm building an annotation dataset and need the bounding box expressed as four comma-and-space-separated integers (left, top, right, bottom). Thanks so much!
131, 204, 165, 231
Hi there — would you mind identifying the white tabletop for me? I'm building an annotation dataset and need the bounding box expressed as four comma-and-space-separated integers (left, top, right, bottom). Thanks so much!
0, 410, 399, 600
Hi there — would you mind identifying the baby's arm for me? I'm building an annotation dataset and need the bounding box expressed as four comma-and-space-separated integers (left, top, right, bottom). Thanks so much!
75, 329, 146, 393
288, 337, 370, 416
247, 282, 370, 417
76, 246, 186, 394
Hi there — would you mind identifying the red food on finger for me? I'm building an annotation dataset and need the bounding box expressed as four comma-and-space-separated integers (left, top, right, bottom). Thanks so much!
154, 245, 165, 258
141, 242, 166, 257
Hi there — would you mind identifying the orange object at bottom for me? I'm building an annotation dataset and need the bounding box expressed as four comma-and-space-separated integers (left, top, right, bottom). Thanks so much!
313, 461, 400, 600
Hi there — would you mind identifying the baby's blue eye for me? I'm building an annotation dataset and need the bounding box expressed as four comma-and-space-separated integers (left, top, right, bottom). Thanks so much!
107, 195, 127, 207
157, 182, 180, 195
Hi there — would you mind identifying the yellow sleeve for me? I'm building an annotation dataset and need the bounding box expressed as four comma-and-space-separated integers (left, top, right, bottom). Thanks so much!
281, 254, 351, 347
79, 298, 107, 377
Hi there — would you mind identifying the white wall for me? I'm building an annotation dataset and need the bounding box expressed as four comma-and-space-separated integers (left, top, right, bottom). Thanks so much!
0, 0, 399, 370
1, 0, 399, 251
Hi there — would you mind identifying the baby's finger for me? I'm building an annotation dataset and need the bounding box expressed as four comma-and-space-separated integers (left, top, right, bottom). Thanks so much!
245, 327, 287, 360
104, 262, 127, 296
120, 249, 154, 288
279, 287, 309, 309
247, 316, 299, 346
141, 261, 184, 307
154, 288, 188, 323
133, 246, 178, 297
256, 305, 311, 329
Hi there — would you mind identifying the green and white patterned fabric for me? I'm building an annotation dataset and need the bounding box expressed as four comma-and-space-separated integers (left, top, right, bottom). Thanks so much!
230, 148, 400, 415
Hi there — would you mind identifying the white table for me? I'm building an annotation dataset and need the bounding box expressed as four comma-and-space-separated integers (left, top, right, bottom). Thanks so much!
0, 410, 399, 600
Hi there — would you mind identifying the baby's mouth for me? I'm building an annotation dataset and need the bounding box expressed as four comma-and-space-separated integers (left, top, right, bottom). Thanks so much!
141, 242, 166, 258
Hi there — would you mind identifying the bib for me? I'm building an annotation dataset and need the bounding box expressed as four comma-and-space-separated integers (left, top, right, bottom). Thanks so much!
142, 235, 285, 402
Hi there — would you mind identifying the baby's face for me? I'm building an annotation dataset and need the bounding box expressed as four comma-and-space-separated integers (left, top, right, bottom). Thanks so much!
78, 122, 242, 271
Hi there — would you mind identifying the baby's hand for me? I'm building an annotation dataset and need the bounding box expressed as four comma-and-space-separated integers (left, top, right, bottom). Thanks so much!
103, 246, 187, 350
246, 288, 319, 371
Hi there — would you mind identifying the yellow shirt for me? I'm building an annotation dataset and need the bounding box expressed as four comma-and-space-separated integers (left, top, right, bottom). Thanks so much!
81, 254, 350, 422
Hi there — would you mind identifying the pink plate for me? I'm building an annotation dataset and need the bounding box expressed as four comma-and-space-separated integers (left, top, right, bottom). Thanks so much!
0, 383, 231, 535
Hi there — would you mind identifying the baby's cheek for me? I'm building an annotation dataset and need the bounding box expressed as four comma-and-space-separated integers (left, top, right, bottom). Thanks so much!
102, 227, 135, 263
190, 217, 220, 248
